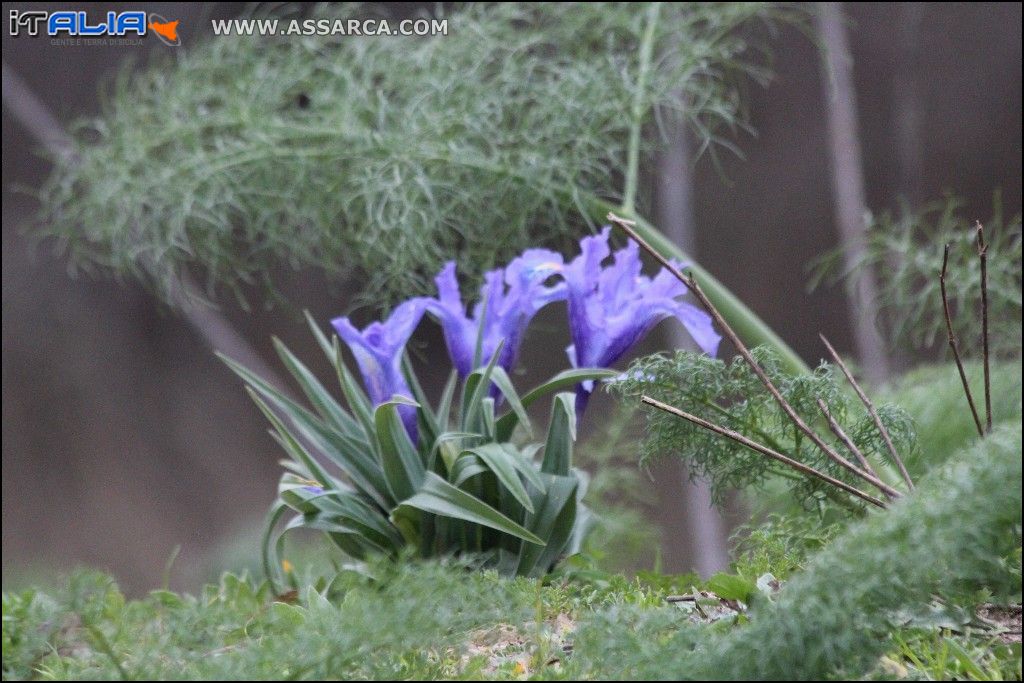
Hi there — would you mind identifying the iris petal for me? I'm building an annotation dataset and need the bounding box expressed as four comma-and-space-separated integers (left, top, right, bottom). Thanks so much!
332, 297, 431, 439
428, 252, 566, 378
562, 227, 721, 412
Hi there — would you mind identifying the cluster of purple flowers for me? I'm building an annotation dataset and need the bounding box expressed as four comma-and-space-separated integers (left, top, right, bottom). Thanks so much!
333, 228, 721, 426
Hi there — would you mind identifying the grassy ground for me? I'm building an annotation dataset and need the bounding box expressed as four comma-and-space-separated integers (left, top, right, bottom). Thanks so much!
4, 363, 1021, 680
2, 558, 1019, 680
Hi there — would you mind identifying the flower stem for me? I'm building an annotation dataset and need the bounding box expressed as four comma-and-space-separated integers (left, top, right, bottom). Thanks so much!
621, 2, 662, 215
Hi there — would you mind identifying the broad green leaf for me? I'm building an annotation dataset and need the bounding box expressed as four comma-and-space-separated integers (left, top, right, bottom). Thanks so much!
273, 337, 363, 441
566, 502, 595, 557
495, 368, 616, 440
516, 473, 578, 576
279, 478, 403, 551
520, 368, 619, 405
489, 366, 532, 436
450, 454, 488, 487
374, 398, 426, 502
397, 472, 544, 545
401, 352, 441, 447
481, 397, 496, 439
541, 392, 576, 475
261, 502, 290, 593
223, 354, 389, 506
572, 465, 591, 499
435, 370, 459, 431
389, 504, 422, 547
332, 338, 379, 450
304, 309, 334, 358
279, 474, 336, 514
307, 311, 378, 450
466, 444, 534, 513
267, 414, 385, 504
243, 387, 332, 488
270, 436, 315, 484
285, 513, 393, 557
288, 411, 388, 507
293, 516, 374, 561
461, 340, 505, 433
429, 431, 483, 473
503, 443, 546, 493
520, 442, 543, 460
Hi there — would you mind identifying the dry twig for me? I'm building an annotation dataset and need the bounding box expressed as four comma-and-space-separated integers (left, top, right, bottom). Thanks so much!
818, 334, 916, 489
976, 222, 993, 433
641, 396, 887, 509
938, 246, 985, 438
816, 397, 882, 487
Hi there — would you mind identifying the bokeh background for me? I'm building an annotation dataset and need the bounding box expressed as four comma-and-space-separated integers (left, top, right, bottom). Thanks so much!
3, 2, 1021, 593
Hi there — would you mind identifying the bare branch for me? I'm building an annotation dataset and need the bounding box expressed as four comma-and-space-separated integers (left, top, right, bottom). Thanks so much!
976, 222, 992, 433
2, 61, 76, 163
819, 333, 916, 489
609, 212, 903, 500
938, 246, 985, 438
816, 397, 890, 498
641, 396, 887, 509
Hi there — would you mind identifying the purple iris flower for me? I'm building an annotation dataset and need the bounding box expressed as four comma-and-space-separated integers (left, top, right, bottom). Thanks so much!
563, 227, 721, 412
428, 249, 566, 377
332, 298, 431, 439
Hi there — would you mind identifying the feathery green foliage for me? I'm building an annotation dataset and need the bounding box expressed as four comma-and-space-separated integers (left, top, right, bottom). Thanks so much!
221, 315, 617, 586
41, 2, 783, 307
729, 512, 842, 580
608, 347, 916, 510
38, 2, 814, 375
813, 194, 1023, 357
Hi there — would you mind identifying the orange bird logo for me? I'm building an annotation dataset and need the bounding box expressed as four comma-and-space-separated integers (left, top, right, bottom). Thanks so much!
148, 18, 179, 44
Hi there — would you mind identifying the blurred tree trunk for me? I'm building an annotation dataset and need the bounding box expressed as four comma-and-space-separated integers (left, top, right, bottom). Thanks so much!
818, 2, 891, 384
652, 105, 730, 577
894, 3, 925, 210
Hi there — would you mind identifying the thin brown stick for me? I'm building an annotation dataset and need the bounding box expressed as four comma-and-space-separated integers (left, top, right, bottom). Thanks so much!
641, 396, 887, 509
819, 333, 916, 489
799, 402, 891, 498
815, 397, 885, 492
976, 222, 992, 433
609, 212, 903, 500
938, 246, 985, 438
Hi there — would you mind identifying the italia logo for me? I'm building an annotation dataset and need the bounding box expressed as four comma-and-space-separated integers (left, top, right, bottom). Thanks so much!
8, 10, 181, 46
